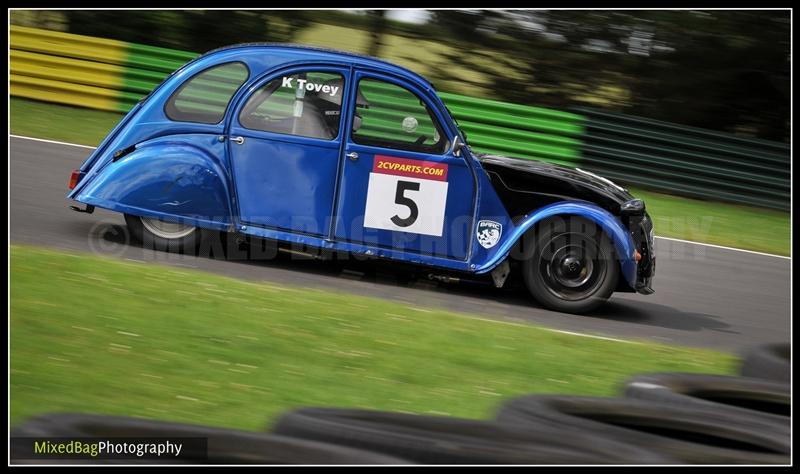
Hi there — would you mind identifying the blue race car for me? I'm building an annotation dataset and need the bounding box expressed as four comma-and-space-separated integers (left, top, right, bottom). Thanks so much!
67, 44, 655, 313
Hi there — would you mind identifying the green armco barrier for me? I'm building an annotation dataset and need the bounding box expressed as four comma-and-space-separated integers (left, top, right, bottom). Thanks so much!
574, 107, 790, 211
10, 25, 790, 210
10, 25, 584, 167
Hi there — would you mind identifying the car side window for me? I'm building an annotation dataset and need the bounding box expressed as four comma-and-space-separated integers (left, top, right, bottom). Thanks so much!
351, 78, 448, 154
239, 71, 345, 140
164, 62, 249, 124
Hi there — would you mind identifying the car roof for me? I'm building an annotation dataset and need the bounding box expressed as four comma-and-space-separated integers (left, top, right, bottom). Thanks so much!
197, 43, 436, 90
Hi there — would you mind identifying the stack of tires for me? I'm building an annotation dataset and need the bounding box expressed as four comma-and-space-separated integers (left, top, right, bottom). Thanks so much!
11, 343, 790, 464
738, 343, 790, 384
270, 342, 790, 464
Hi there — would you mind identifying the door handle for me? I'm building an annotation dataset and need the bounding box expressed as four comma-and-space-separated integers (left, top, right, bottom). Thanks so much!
231, 136, 245, 145
346, 152, 359, 162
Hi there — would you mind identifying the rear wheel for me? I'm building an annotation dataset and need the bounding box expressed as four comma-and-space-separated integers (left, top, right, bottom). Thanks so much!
125, 214, 200, 254
522, 216, 618, 314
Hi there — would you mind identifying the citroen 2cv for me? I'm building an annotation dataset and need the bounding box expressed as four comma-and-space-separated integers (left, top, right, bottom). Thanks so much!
67, 44, 655, 313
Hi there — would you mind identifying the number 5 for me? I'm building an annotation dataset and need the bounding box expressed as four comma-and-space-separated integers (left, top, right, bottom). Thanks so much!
391, 181, 420, 227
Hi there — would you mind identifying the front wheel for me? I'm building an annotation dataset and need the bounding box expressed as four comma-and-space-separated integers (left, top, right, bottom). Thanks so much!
124, 214, 200, 254
522, 216, 619, 314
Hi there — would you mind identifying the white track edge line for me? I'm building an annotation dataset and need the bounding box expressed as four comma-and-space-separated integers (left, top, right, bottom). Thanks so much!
653, 236, 789, 259
10, 134, 96, 150
465, 317, 638, 343
545, 329, 639, 344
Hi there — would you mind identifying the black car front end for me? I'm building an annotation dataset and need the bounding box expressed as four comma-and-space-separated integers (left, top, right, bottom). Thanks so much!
477, 154, 656, 295
620, 200, 656, 294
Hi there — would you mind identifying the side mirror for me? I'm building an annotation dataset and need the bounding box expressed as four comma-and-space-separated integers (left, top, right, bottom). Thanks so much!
449, 135, 464, 157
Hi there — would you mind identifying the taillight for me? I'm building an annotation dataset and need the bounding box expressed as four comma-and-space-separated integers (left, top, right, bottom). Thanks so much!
68, 170, 82, 190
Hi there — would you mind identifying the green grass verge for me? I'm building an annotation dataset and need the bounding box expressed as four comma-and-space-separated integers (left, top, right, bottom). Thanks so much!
10, 97, 128, 147
630, 187, 790, 256
10, 96, 789, 255
10, 245, 736, 430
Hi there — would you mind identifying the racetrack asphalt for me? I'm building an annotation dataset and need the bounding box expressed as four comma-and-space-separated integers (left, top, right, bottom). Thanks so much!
10, 136, 791, 352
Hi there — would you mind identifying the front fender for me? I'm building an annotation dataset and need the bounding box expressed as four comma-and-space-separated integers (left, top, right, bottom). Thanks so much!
475, 201, 637, 289
71, 138, 233, 231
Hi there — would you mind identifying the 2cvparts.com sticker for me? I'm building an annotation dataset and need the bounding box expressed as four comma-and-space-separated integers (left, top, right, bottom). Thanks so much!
363, 155, 449, 237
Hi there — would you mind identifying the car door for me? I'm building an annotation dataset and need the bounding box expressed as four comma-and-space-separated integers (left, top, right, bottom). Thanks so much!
334, 70, 476, 261
227, 66, 350, 237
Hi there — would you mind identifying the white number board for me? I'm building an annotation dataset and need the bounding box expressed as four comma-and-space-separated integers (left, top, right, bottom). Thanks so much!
363, 155, 449, 237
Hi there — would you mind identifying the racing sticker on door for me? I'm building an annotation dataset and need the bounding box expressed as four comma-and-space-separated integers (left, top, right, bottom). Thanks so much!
363, 155, 449, 237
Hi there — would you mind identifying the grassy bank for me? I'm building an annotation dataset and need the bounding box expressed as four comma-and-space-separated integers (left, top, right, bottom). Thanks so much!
10, 97, 790, 255
10, 245, 736, 430
630, 187, 790, 256
10, 96, 125, 146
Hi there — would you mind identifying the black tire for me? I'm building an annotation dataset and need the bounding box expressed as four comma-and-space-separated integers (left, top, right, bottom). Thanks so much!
271, 407, 669, 464
10, 413, 408, 465
495, 395, 789, 464
521, 216, 619, 314
739, 343, 790, 384
623, 373, 790, 425
124, 213, 200, 254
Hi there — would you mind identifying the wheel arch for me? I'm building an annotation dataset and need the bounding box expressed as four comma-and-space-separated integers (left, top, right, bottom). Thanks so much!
478, 201, 637, 290
71, 138, 233, 232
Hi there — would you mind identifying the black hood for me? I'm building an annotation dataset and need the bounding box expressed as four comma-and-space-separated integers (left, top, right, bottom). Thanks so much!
476, 153, 635, 218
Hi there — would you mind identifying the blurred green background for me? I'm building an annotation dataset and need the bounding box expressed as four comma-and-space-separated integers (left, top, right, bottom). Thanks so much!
11, 9, 790, 142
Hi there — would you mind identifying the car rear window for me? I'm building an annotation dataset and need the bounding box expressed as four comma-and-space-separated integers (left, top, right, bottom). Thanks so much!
164, 62, 249, 124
